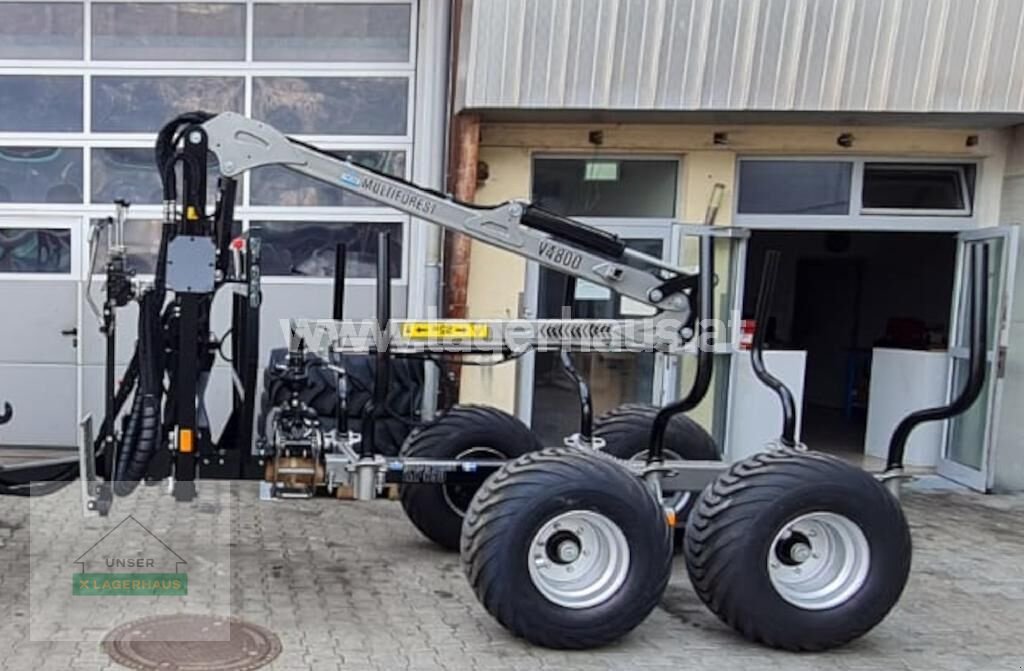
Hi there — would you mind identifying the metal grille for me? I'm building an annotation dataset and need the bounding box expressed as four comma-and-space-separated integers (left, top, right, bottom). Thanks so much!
103, 614, 282, 671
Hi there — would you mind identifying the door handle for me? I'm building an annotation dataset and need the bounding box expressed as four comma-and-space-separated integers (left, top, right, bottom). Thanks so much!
61, 327, 79, 348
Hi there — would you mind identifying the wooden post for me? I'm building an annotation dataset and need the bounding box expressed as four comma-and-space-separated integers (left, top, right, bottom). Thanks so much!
439, 112, 480, 405
444, 113, 480, 320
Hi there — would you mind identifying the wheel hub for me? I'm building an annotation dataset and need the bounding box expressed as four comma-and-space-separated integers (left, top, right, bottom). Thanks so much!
527, 510, 631, 609
767, 512, 871, 611
546, 531, 582, 564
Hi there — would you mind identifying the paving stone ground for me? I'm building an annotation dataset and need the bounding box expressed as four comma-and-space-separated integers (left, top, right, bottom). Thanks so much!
1, 484, 1022, 670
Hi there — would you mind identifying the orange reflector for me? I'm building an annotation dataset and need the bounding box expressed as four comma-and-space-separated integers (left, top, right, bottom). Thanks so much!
179, 429, 194, 453
665, 509, 677, 528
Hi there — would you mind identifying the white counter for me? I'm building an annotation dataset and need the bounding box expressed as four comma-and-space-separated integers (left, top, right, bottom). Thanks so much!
865, 348, 950, 467
725, 350, 807, 462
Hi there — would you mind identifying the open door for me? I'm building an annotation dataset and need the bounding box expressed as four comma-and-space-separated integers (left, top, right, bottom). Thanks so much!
938, 227, 1019, 491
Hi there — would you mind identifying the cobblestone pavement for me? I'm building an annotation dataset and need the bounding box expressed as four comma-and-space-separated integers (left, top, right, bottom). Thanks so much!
1, 484, 1022, 671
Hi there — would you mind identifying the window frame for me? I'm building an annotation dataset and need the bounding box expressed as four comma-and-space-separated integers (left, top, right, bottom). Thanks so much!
245, 212, 410, 286
89, 1, 248, 62
251, 1, 413, 65
0, 216, 81, 280
530, 153, 683, 221
0, 1, 85, 61
859, 162, 973, 217
0, 0, 417, 289
734, 156, 980, 231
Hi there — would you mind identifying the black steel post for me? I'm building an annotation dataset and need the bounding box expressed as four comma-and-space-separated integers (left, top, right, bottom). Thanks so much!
173, 297, 199, 501
750, 250, 797, 447
171, 126, 208, 501
649, 231, 715, 462
333, 243, 347, 320
558, 277, 593, 442
885, 243, 990, 470
103, 292, 117, 482
332, 243, 349, 434
361, 233, 392, 458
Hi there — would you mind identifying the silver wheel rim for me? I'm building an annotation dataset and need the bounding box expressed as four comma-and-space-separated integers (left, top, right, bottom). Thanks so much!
441, 446, 503, 517
627, 448, 691, 513
527, 510, 630, 609
767, 512, 871, 611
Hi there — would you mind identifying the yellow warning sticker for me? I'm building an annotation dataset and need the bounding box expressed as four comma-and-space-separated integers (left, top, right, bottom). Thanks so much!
401, 322, 490, 339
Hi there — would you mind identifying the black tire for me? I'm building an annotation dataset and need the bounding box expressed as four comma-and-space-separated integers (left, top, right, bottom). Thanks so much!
684, 449, 912, 651
399, 405, 543, 550
462, 447, 672, 649
257, 348, 423, 456
594, 403, 718, 547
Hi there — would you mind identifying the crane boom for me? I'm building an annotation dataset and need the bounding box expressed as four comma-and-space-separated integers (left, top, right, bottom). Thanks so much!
200, 112, 696, 351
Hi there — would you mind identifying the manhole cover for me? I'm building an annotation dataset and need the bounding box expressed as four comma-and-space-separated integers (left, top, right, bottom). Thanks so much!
102, 614, 282, 671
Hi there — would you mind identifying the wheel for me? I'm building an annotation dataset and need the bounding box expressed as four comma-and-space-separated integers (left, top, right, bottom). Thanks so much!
257, 348, 423, 456
684, 449, 912, 651
399, 405, 543, 550
593, 403, 718, 548
461, 447, 672, 649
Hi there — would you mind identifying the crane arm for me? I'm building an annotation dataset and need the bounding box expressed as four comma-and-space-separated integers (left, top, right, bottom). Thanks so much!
199, 112, 695, 348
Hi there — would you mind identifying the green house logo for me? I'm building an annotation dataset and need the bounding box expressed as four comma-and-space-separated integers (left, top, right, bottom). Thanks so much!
72, 515, 188, 597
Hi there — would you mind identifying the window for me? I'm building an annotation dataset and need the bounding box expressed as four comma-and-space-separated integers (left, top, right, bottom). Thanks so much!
91, 218, 239, 274
251, 150, 406, 207
532, 158, 678, 217
862, 163, 973, 215
0, 228, 71, 273
0, 76, 82, 132
91, 149, 163, 204
92, 3, 246, 61
736, 159, 977, 223
91, 218, 162, 274
91, 148, 239, 206
738, 160, 852, 215
92, 76, 245, 133
0, 3, 83, 60
253, 77, 408, 135
252, 221, 402, 278
253, 3, 411, 62
0, 2, 417, 291
0, 148, 83, 204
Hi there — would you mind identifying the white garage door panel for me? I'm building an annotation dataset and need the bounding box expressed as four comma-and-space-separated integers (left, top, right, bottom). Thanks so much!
80, 283, 235, 365
0, 281, 78, 364
79, 286, 138, 365
201, 367, 235, 440
80, 365, 127, 432
82, 365, 236, 448
0, 364, 77, 446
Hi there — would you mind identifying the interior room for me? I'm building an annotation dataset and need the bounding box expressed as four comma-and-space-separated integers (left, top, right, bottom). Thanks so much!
743, 230, 958, 464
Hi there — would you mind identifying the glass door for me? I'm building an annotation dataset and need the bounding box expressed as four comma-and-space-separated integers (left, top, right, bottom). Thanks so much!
517, 222, 675, 444
937, 227, 1019, 491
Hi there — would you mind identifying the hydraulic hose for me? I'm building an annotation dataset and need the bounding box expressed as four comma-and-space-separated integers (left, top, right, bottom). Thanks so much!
114, 292, 165, 495
155, 111, 214, 202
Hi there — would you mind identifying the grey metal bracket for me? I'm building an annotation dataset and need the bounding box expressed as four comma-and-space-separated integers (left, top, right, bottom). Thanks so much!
166, 235, 216, 294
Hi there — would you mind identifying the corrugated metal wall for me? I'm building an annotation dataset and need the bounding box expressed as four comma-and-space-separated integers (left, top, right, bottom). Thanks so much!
459, 0, 1024, 113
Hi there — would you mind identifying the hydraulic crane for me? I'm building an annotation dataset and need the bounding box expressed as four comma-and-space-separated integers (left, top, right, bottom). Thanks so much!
4, 110, 961, 654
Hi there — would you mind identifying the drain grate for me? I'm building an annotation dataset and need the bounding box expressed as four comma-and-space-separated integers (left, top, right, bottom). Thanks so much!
103, 614, 282, 671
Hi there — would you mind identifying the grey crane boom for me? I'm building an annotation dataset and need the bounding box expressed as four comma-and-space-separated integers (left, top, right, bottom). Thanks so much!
201, 112, 695, 351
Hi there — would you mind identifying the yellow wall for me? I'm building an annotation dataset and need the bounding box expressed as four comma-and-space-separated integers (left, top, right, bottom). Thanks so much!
458, 122, 998, 419
459, 147, 531, 412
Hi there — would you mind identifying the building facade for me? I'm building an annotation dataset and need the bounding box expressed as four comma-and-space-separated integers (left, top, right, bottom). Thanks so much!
0, 0, 448, 447
452, 0, 1024, 492
1, 0, 1022, 494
